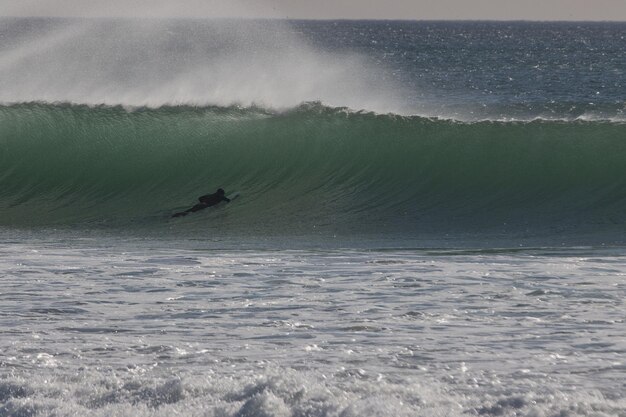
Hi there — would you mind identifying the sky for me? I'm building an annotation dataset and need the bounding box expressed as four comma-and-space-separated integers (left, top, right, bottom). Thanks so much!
2, 0, 626, 21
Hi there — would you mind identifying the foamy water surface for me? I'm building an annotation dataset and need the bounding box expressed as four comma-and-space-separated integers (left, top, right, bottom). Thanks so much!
1, 237, 624, 416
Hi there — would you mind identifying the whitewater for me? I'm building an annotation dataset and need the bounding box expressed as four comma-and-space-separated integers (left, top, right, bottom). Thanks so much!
0, 18, 625, 417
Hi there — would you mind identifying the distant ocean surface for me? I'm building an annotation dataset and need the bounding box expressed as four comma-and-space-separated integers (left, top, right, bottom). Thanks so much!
0, 19, 625, 416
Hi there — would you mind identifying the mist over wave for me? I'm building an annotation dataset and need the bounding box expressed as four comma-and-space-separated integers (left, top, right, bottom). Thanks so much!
1, 19, 625, 121
0, 18, 407, 113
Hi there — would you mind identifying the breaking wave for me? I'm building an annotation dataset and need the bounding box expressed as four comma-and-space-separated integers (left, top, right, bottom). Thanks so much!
1, 102, 625, 240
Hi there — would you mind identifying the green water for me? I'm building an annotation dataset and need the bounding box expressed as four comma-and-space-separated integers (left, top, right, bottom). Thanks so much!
1, 103, 625, 241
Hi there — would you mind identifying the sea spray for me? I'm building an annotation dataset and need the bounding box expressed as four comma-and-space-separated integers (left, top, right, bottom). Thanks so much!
0, 18, 406, 113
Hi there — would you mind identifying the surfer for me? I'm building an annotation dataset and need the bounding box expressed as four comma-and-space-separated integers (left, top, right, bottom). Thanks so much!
172, 188, 231, 218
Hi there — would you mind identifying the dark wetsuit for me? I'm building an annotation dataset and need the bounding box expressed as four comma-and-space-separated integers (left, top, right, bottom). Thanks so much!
172, 190, 231, 218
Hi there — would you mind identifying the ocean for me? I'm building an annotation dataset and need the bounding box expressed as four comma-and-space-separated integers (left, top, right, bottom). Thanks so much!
0, 18, 625, 416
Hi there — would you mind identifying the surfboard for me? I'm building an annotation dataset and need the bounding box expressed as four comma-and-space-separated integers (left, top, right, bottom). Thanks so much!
227, 191, 240, 201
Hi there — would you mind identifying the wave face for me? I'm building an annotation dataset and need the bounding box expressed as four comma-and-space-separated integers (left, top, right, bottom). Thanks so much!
2, 103, 626, 240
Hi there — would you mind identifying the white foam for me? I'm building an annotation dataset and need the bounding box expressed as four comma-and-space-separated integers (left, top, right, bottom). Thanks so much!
1, 241, 625, 416
1, 368, 624, 417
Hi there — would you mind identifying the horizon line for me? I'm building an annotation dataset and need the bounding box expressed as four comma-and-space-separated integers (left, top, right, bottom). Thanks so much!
1, 15, 625, 23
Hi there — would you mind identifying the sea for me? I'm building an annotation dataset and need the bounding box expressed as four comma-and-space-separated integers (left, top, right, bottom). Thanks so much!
0, 18, 625, 417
